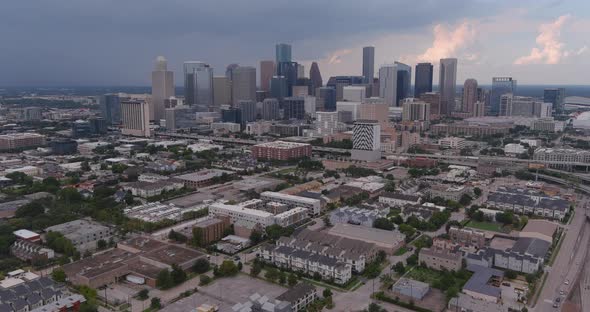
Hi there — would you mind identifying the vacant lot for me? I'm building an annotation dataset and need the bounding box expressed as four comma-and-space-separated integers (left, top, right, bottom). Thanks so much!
466, 220, 506, 233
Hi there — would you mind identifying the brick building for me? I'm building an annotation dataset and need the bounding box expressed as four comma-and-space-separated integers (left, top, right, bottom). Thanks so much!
251, 141, 312, 160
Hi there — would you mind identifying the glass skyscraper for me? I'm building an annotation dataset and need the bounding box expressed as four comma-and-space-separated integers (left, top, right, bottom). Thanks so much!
490, 77, 517, 116
395, 62, 412, 106
414, 63, 433, 98
99, 94, 121, 125
277, 61, 298, 97
275, 43, 292, 65
439, 58, 458, 116
183, 61, 213, 112
544, 88, 566, 113
362, 46, 375, 83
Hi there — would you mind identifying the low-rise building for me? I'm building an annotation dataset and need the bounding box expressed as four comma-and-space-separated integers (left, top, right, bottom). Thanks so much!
10, 240, 55, 262
175, 169, 235, 189
487, 187, 569, 220
192, 217, 231, 245
251, 141, 312, 161
533, 147, 590, 164
329, 206, 388, 227
519, 219, 557, 243
438, 137, 466, 149
493, 238, 548, 274
276, 283, 317, 312
327, 223, 405, 255
45, 219, 113, 252
418, 247, 462, 272
427, 184, 469, 202
449, 226, 486, 248
0, 133, 46, 151
462, 265, 504, 303
209, 202, 276, 229
391, 278, 430, 300
260, 192, 322, 215
121, 179, 184, 198
378, 193, 421, 207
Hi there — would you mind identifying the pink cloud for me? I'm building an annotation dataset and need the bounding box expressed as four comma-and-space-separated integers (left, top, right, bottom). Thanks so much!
416, 21, 477, 63
514, 14, 571, 65
327, 49, 352, 64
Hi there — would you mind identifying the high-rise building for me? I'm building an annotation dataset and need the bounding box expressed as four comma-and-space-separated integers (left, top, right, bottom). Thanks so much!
121, 100, 150, 137
342, 86, 366, 102
438, 58, 458, 116
297, 64, 305, 78
316, 87, 336, 111
419, 92, 440, 118
303, 95, 317, 117
225, 64, 239, 81
275, 43, 292, 64
414, 63, 433, 98
461, 79, 478, 114
221, 108, 242, 124
395, 62, 412, 105
490, 77, 517, 116
232, 66, 257, 105
151, 56, 174, 122
544, 88, 566, 114
362, 46, 375, 83
260, 60, 275, 92
359, 97, 388, 127
309, 62, 323, 94
283, 97, 305, 120
238, 100, 257, 123
294, 78, 313, 96
184, 61, 213, 111
277, 62, 298, 97
99, 94, 121, 125
502, 94, 553, 118
262, 98, 280, 120
165, 106, 197, 131
270, 76, 288, 100
379, 63, 411, 107
213, 76, 231, 108
326, 76, 365, 100
402, 98, 430, 122
474, 101, 485, 117
256, 90, 269, 103
351, 120, 381, 161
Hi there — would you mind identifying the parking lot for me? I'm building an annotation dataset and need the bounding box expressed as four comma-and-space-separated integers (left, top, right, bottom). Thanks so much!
162, 274, 287, 312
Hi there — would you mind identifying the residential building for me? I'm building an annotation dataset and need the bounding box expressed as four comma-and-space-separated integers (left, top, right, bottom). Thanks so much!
531, 118, 565, 132
251, 141, 312, 161
351, 120, 381, 161
232, 293, 291, 312
283, 97, 305, 120
121, 179, 184, 198
209, 202, 275, 229
414, 63, 433, 98
378, 193, 421, 207
238, 100, 257, 124
463, 265, 504, 303
184, 61, 214, 111
45, 219, 113, 252
418, 247, 462, 271
430, 122, 511, 136
427, 184, 469, 202
492, 238, 549, 274
359, 97, 388, 127
192, 217, 231, 245
151, 56, 174, 121
362, 46, 375, 83
438, 58, 457, 116
438, 137, 466, 149
487, 186, 570, 220
327, 223, 405, 255
419, 92, 440, 118
402, 98, 430, 122
262, 98, 281, 120
175, 169, 234, 189
260, 192, 321, 215
121, 100, 150, 137
449, 226, 485, 248
165, 105, 197, 130
329, 206, 388, 227
520, 219, 557, 243
276, 283, 317, 312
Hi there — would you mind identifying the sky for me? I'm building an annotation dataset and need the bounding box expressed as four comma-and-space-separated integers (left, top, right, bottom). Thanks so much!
1, 0, 589, 87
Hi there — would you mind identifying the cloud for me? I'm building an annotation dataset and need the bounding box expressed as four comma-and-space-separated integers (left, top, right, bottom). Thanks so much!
327, 49, 352, 64
514, 14, 571, 65
416, 21, 477, 63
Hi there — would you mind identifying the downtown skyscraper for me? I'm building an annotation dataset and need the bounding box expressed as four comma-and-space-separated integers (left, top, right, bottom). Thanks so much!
151, 56, 174, 121
259, 60, 275, 92
414, 63, 433, 98
231, 66, 257, 105
461, 79, 478, 114
183, 61, 213, 112
309, 62, 323, 95
438, 58, 458, 116
362, 46, 375, 83
378, 62, 411, 107
275, 43, 292, 64
490, 77, 517, 116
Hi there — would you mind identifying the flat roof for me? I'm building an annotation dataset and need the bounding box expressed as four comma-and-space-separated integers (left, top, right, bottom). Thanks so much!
521, 219, 558, 239
176, 169, 234, 182
13, 229, 39, 239
253, 141, 310, 149
142, 244, 205, 266
327, 223, 405, 247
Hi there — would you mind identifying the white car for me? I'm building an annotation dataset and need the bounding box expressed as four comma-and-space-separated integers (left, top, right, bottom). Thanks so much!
565, 279, 570, 285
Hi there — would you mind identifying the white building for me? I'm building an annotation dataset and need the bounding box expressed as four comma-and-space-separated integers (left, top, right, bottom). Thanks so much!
260, 192, 322, 215
438, 137, 466, 149
210, 122, 241, 133
351, 120, 381, 161
336, 101, 361, 120
209, 202, 275, 228
342, 86, 366, 102
504, 143, 527, 156
121, 100, 151, 137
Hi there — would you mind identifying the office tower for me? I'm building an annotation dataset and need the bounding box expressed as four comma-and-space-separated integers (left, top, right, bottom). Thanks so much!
438, 58, 458, 116
262, 98, 280, 120
297, 64, 305, 78
221, 108, 242, 124
337, 101, 361, 121
474, 101, 485, 117
362, 46, 375, 84
326, 76, 365, 100
225, 63, 239, 81
294, 78, 313, 96
395, 62, 412, 105
184, 61, 214, 111
313, 111, 340, 136
304, 96, 316, 116
165, 106, 197, 131
238, 100, 257, 123
359, 97, 388, 127
22, 107, 41, 121
379, 64, 397, 107
544, 88, 566, 113
213, 76, 231, 108
402, 98, 430, 122
490, 77, 517, 116
283, 97, 305, 120
151, 56, 174, 121
256, 91, 268, 103
292, 85, 309, 97
309, 62, 323, 94
419, 92, 440, 117
275, 43, 292, 64
351, 120, 381, 161
316, 87, 336, 111
260, 60, 275, 92
414, 63, 433, 97
277, 61, 298, 96
88, 118, 107, 135
121, 100, 150, 137
503, 95, 553, 118
164, 96, 181, 108
462, 79, 478, 114
232, 66, 256, 105
99, 94, 121, 125
270, 76, 288, 100
343, 86, 366, 102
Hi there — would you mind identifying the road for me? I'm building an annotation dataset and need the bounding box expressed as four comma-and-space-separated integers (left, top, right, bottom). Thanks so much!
534, 196, 589, 312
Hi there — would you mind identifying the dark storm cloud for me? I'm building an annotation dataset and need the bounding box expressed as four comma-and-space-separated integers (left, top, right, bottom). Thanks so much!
0, 0, 503, 86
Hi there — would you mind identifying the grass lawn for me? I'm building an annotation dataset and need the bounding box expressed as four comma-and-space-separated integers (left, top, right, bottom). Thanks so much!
394, 246, 408, 256
405, 266, 443, 285
466, 220, 505, 233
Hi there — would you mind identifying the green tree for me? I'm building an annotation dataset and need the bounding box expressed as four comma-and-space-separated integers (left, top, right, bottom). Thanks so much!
393, 262, 405, 275
137, 289, 149, 300
170, 264, 187, 285
96, 239, 107, 250
218, 260, 238, 277
150, 297, 161, 310
323, 288, 332, 298
249, 229, 263, 245
278, 271, 287, 284
473, 187, 482, 197
288, 273, 298, 286
192, 258, 210, 274
51, 268, 66, 282
264, 267, 280, 282
199, 274, 212, 285
156, 269, 173, 289
373, 218, 394, 231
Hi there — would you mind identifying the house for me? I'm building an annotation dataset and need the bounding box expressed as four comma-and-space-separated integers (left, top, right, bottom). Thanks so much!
378, 193, 421, 207
276, 283, 317, 312
418, 247, 462, 272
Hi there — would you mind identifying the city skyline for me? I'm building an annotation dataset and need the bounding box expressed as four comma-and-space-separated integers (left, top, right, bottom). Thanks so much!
1, 1, 589, 86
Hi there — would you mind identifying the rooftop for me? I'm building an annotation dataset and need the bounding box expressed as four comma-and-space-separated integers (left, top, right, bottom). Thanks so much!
463, 264, 504, 298
176, 169, 234, 182
253, 141, 311, 149
327, 223, 405, 248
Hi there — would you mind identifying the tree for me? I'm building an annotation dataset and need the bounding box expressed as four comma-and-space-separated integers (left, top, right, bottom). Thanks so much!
191, 228, 205, 247
322, 216, 332, 227
398, 224, 416, 237
505, 270, 517, 279
473, 187, 482, 197
288, 273, 298, 286
137, 289, 149, 300
459, 194, 473, 206
156, 269, 173, 289
192, 258, 210, 274
393, 262, 406, 275
373, 218, 394, 231
96, 239, 107, 250
406, 254, 418, 266
265, 267, 280, 282
52, 268, 66, 282
249, 229, 263, 245
366, 303, 387, 312
323, 288, 333, 298
170, 264, 187, 285
278, 271, 287, 284
250, 259, 263, 277
199, 274, 212, 286
384, 181, 395, 192
218, 260, 238, 277
496, 211, 514, 225
150, 297, 161, 310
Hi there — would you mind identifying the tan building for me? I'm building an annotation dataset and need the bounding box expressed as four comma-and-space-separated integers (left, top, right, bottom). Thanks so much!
449, 226, 486, 248
213, 76, 231, 107
0, 133, 46, 151
359, 97, 389, 128
419, 247, 462, 272
192, 217, 230, 246
519, 219, 557, 243
121, 100, 150, 137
